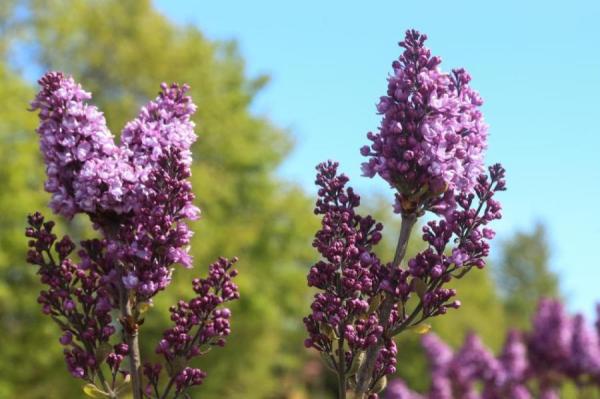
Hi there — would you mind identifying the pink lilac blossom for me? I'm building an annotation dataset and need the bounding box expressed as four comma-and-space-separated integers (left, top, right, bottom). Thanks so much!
30, 72, 122, 217
27, 72, 235, 399
567, 313, 600, 380
361, 30, 487, 215
527, 299, 573, 377
31, 72, 200, 300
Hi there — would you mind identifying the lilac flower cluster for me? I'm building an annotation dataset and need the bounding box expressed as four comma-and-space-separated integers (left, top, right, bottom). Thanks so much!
304, 30, 504, 399
304, 161, 504, 398
31, 72, 200, 301
386, 299, 600, 399
31, 72, 198, 220
361, 30, 487, 215
144, 257, 239, 397
108, 149, 199, 300
27, 72, 237, 399
26, 213, 116, 381
529, 299, 600, 388
386, 331, 532, 399
303, 161, 392, 392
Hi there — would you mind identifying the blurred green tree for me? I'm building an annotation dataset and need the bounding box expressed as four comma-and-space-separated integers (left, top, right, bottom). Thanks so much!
495, 223, 560, 329
0, 61, 55, 399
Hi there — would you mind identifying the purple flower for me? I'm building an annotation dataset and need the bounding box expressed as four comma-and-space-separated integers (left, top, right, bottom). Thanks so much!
30, 72, 120, 218
450, 333, 502, 399
384, 379, 423, 399
361, 30, 487, 215
527, 299, 573, 376
498, 331, 529, 384
422, 333, 453, 399
156, 259, 239, 356
305, 162, 504, 395
31, 73, 200, 221
25, 213, 115, 380
567, 313, 600, 379
27, 72, 232, 398
121, 83, 197, 170
303, 161, 391, 390
122, 273, 139, 289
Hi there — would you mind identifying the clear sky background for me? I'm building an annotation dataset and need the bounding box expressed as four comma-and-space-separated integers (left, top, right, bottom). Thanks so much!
154, 0, 600, 317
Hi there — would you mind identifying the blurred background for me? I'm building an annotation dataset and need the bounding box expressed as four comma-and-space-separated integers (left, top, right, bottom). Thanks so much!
0, 0, 598, 398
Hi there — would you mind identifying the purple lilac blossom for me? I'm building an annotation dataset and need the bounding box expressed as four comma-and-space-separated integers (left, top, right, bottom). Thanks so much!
421, 333, 453, 399
567, 313, 600, 380
387, 299, 600, 398
27, 72, 234, 398
304, 161, 505, 396
31, 72, 200, 300
31, 73, 199, 220
384, 379, 423, 399
361, 30, 487, 215
527, 299, 573, 377
30, 72, 123, 217
304, 29, 504, 398
449, 333, 501, 399
485, 330, 531, 399
397, 164, 505, 319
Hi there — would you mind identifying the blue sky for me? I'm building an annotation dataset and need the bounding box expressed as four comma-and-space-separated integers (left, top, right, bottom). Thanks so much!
154, 0, 600, 317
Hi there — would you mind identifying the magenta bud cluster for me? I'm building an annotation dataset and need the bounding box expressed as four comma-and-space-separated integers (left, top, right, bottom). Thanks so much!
304, 159, 504, 397
26, 212, 116, 380
145, 257, 239, 395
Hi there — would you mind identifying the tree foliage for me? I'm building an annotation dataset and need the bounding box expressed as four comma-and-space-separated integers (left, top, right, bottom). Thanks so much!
495, 223, 560, 328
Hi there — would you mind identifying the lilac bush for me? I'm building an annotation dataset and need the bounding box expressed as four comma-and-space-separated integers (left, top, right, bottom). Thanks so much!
303, 30, 505, 398
387, 299, 600, 399
26, 72, 239, 398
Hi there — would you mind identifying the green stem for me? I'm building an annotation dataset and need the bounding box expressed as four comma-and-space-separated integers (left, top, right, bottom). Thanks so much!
337, 332, 347, 399
353, 213, 417, 397
97, 368, 116, 399
120, 285, 142, 399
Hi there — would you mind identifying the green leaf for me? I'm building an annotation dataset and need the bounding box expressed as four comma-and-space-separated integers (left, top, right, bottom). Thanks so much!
83, 384, 109, 398
408, 323, 431, 335
370, 376, 387, 394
